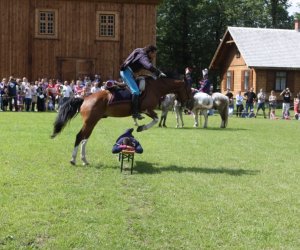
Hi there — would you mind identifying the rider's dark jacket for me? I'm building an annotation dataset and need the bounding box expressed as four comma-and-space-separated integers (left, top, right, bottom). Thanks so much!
120, 48, 159, 75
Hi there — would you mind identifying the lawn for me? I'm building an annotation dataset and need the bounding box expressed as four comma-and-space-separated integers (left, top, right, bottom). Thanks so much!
0, 111, 299, 249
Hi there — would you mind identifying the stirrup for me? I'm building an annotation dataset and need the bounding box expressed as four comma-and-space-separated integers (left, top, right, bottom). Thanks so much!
132, 113, 144, 120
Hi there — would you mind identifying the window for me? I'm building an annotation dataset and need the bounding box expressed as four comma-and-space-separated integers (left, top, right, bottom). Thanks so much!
244, 70, 250, 90
226, 71, 232, 89
96, 11, 120, 41
275, 72, 286, 91
35, 9, 58, 39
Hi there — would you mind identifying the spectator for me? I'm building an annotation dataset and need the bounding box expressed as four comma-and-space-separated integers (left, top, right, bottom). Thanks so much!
91, 81, 101, 94
268, 90, 277, 119
55, 80, 63, 110
280, 88, 292, 119
235, 90, 244, 117
24, 82, 32, 112
293, 92, 300, 120
225, 88, 234, 115
47, 79, 57, 110
61, 80, 73, 105
112, 128, 143, 154
74, 80, 83, 97
0, 78, 6, 111
2, 87, 9, 111
244, 87, 256, 115
255, 88, 267, 118
94, 74, 102, 84
82, 81, 92, 97
31, 81, 38, 111
36, 82, 46, 111
8, 76, 18, 112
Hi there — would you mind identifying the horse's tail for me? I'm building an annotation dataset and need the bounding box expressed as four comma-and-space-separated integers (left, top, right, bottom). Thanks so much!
213, 93, 228, 128
51, 97, 84, 138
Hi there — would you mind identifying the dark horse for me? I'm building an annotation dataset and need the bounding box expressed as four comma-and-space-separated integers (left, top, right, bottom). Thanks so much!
51, 77, 192, 165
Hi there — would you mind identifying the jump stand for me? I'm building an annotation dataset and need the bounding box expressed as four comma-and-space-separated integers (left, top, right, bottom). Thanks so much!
119, 150, 135, 174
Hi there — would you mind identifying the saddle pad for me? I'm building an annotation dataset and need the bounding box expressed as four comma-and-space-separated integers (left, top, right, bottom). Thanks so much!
108, 88, 132, 105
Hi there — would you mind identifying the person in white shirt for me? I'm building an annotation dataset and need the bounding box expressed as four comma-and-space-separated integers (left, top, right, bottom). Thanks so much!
255, 88, 266, 118
24, 82, 32, 112
91, 81, 101, 94
61, 81, 73, 105
235, 90, 244, 117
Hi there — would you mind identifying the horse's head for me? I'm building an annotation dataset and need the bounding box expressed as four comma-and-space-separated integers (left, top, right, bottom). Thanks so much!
174, 80, 193, 110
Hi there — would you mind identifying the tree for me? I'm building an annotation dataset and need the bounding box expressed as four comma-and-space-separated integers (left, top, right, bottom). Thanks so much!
156, 0, 294, 85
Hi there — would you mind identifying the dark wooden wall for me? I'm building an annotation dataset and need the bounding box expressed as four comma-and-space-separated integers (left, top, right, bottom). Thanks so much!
0, 0, 159, 81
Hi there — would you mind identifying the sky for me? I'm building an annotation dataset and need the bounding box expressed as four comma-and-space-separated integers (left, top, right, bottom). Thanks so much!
288, 0, 300, 15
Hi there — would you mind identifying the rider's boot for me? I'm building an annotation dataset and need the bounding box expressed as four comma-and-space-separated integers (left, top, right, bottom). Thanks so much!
132, 95, 144, 120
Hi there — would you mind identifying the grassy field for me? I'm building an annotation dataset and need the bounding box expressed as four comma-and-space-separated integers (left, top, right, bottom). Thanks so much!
0, 111, 299, 249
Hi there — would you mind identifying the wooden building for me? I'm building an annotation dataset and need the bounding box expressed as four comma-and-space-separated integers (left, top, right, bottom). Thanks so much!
209, 20, 300, 97
0, 0, 161, 81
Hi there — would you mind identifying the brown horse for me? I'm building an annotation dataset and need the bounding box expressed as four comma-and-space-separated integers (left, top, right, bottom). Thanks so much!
51, 77, 192, 165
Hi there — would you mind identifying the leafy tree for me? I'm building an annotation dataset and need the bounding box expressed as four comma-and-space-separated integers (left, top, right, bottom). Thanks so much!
156, 0, 294, 86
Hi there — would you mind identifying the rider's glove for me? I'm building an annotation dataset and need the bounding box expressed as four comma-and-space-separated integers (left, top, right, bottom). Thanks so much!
159, 72, 167, 78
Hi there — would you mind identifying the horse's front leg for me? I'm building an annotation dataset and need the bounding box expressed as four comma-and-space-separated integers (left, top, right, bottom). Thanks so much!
80, 139, 90, 165
137, 111, 159, 132
179, 107, 184, 127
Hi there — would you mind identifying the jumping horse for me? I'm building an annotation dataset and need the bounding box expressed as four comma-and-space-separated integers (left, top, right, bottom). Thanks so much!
51, 77, 192, 165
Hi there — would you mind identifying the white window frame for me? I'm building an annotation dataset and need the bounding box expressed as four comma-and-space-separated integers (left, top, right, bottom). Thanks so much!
226, 71, 232, 90
96, 11, 120, 41
275, 71, 286, 91
35, 8, 58, 39
244, 70, 249, 91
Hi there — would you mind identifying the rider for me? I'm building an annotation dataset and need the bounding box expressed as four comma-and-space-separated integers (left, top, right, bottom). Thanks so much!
120, 45, 166, 120
199, 68, 211, 94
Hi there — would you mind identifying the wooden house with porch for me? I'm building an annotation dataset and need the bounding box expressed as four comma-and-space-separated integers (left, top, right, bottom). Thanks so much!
0, 0, 161, 82
209, 19, 300, 98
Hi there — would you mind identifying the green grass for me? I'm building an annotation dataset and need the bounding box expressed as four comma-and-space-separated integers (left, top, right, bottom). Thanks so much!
0, 111, 299, 249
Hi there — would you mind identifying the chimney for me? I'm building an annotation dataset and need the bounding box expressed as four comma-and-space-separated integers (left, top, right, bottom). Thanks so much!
295, 18, 300, 32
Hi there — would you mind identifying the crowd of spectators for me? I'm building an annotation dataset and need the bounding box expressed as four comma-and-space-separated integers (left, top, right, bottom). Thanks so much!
1, 75, 300, 121
225, 88, 300, 120
0, 74, 118, 112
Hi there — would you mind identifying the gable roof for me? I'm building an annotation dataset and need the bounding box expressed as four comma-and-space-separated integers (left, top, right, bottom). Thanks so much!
210, 26, 300, 70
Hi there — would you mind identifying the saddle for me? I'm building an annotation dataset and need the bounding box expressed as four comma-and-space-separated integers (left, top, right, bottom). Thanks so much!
107, 70, 155, 106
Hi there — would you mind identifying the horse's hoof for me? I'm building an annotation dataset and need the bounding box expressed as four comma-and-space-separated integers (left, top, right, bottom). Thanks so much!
163, 125, 167, 128
70, 160, 76, 165
137, 125, 144, 132
82, 162, 89, 166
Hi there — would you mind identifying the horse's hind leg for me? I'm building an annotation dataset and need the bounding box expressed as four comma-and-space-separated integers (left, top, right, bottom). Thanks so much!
70, 121, 97, 165
70, 130, 83, 165
202, 110, 209, 128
